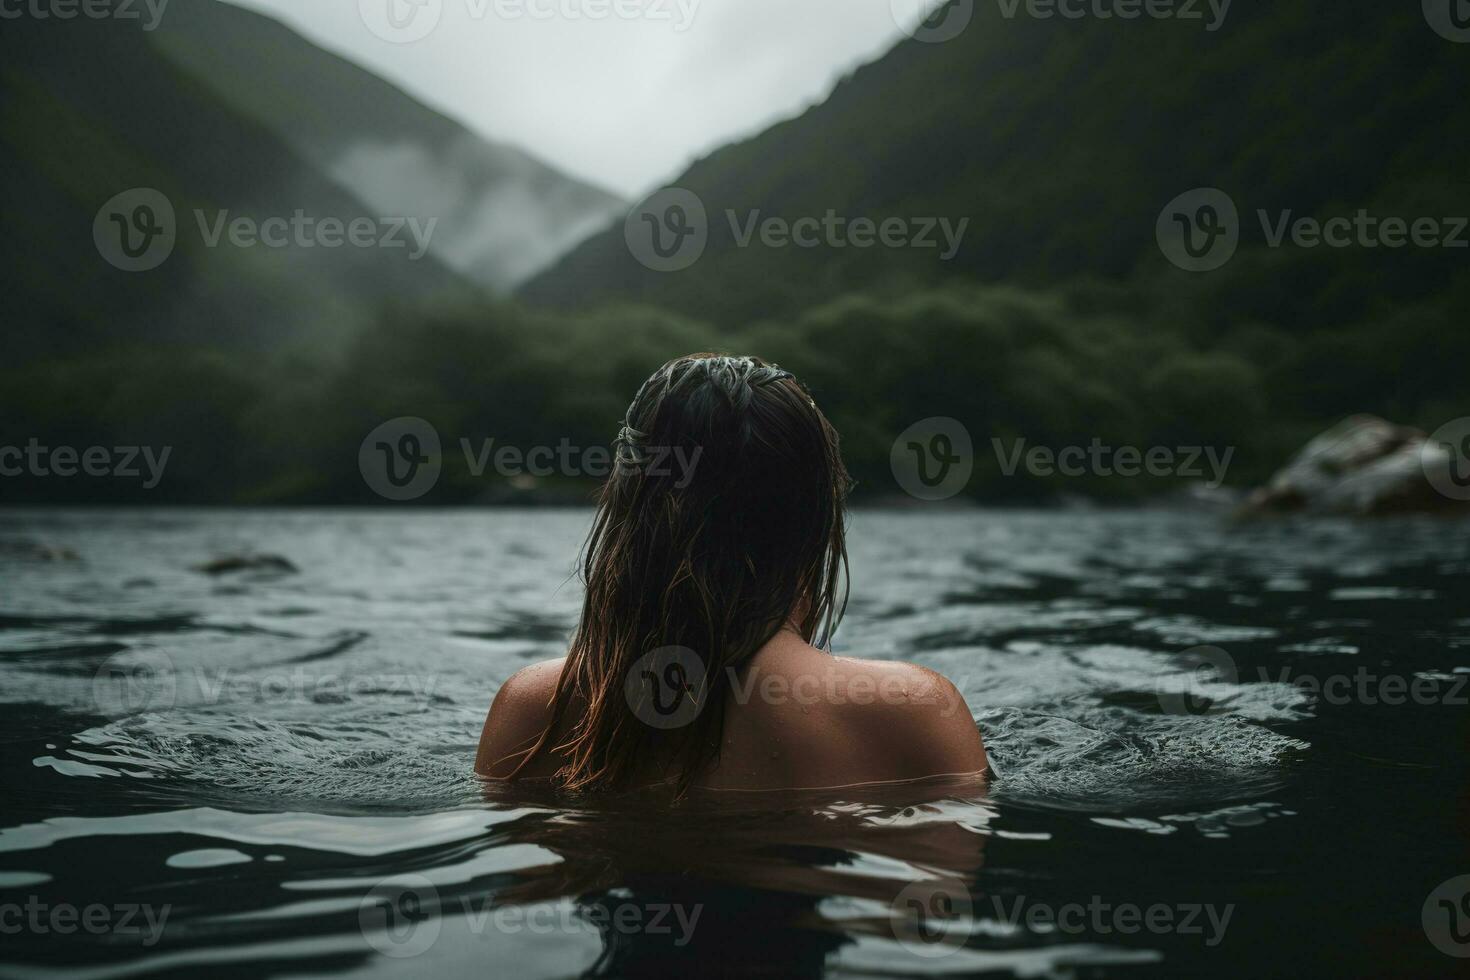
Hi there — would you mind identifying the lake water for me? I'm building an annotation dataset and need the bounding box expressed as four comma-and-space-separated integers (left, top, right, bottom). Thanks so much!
1, 508, 1467, 977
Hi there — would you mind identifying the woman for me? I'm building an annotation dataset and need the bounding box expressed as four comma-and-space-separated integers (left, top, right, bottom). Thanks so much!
475, 353, 986, 794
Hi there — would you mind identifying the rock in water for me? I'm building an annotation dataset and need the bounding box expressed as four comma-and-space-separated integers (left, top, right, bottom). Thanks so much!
0, 540, 81, 562
194, 554, 299, 576
1242, 415, 1466, 516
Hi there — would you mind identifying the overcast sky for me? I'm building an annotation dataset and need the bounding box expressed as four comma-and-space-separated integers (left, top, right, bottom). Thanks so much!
224, 0, 922, 198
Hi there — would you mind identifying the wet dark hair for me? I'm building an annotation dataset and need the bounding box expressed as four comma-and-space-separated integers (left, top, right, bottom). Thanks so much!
511, 353, 850, 793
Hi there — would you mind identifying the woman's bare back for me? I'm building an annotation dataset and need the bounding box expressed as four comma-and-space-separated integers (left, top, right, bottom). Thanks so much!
475, 630, 988, 792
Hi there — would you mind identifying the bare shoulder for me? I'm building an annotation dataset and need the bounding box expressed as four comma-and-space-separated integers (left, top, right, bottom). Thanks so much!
815, 655, 985, 764
745, 641, 970, 717
474, 658, 565, 777
715, 641, 988, 788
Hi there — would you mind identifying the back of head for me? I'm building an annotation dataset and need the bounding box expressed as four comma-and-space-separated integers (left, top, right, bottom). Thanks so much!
518, 353, 850, 793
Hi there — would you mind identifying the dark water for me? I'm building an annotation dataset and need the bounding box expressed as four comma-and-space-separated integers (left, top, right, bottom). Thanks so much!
0, 508, 1467, 978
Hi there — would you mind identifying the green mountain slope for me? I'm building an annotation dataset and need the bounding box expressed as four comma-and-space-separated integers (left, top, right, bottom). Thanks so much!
0, 2, 483, 361
520, 0, 1470, 334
